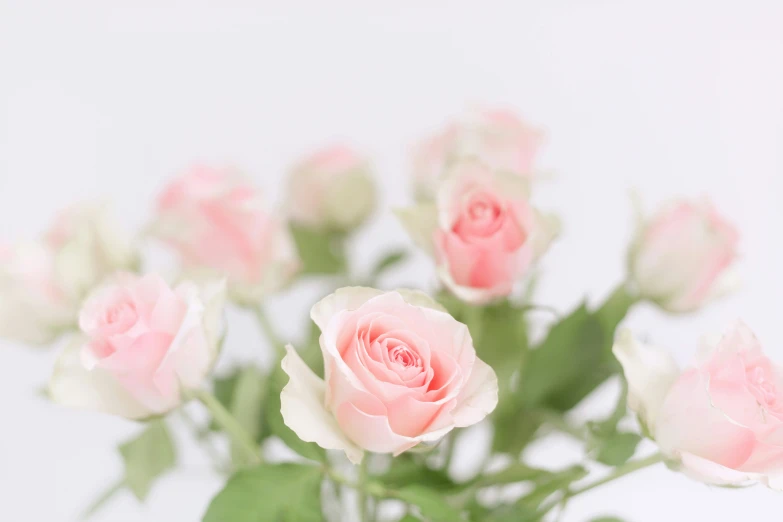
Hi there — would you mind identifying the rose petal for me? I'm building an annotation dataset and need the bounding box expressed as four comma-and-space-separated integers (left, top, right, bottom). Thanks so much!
311, 287, 385, 332
613, 329, 680, 432
656, 369, 756, 469
394, 205, 439, 257
49, 338, 151, 419
679, 451, 761, 487
336, 400, 421, 454
280, 345, 363, 464
450, 357, 498, 427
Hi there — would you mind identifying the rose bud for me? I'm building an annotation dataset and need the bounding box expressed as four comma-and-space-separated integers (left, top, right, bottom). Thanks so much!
49, 273, 225, 419
614, 322, 783, 490
280, 287, 498, 464
151, 166, 300, 305
286, 145, 376, 232
397, 160, 558, 304
0, 203, 138, 345
412, 107, 543, 200
628, 198, 740, 313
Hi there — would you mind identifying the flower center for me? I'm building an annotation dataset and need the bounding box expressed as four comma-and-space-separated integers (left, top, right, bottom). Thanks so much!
454, 191, 505, 239
389, 344, 421, 369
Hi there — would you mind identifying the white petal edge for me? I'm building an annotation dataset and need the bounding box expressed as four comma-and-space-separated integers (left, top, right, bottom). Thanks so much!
394, 288, 448, 313
394, 205, 438, 257
280, 344, 364, 464
310, 287, 385, 333
451, 357, 499, 427
49, 337, 151, 419
613, 329, 680, 433
678, 451, 762, 488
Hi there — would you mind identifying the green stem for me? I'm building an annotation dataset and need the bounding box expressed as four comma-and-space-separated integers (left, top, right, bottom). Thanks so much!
80, 478, 125, 520
538, 453, 664, 517
177, 409, 230, 474
570, 452, 664, 497
535, 410, 587, 442
326, 468, 388, 499
191, 389, 262, 466
358, 457, 370, 521
252, 305, 286, 357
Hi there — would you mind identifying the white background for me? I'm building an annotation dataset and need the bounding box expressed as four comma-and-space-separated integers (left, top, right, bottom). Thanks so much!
2, 1, 783, 521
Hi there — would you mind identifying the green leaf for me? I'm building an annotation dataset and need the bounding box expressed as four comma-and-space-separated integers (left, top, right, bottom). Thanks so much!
369, 249, 409, 280
518, 465, 587, 508
264, 362, 326, 463
208, 372, 240, 432
290, 224, 347, 275
520, 285, 636, 413
380, 456, 457, 492
398, 516, 424, 522
474, 463, 551, 487
229, 366, 267, 465
118, 419, 177, 501
455, 300, 531, 455
393, 485, 464, 522
469, 301, 529, 379
485, 466, 587, 522
592, 432, 642, 466
203, 463, 323, 522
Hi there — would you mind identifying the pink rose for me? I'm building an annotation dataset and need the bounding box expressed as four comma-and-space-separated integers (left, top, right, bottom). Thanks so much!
49, 273, 226, 419
152, 166, 300, 304
614, 322, 783, 489
0, 203, 138, 345
398, 160, 558, 304
629, 198, 740, 313
412, 107, 543, 200
280, 287, 498, 463
286, 145, 376, 231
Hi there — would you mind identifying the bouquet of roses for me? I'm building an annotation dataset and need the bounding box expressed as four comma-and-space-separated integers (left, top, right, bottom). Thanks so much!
3, 107, 779, 522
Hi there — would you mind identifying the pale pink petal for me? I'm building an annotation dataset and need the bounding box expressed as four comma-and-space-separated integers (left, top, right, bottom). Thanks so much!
280, 345, 363, 464
450, 358, 498, 427
49, 338, 151, 420
656, 369, 756, 469
311, 287, 385, 332
613, 329, 680, 432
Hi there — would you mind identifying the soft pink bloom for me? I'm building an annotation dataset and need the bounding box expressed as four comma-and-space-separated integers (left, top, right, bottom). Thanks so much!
152, 166, 300, 304
398, 160, 558, 304
286, 145, 376, 231
49, 273, 226, 419
629, 198, 740, 313
412, 107, 543, 200
280, 287, 498, 463
0, 203, 138, 345
614, 323, 783, 490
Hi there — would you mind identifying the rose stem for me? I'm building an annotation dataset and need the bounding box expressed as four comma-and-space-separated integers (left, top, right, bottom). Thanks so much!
251, 304, 286, 358
539, 452, 665, 518
190, 388, 263, 466
176, 408, 231, 474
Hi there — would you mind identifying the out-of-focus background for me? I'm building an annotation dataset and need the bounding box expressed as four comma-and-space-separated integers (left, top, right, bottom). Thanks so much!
1, 1, 782, 521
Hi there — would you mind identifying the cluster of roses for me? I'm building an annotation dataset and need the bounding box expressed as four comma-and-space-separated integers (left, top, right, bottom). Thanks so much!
1, 107, 779, 496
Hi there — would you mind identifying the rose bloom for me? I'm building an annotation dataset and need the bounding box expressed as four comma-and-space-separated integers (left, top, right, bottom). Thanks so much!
286, 145, 376, 232
49, 273, 225, 419
280, 287, 498, 463
412, 107, 543, 200
0, 203, 138, 345
629, 198, 739, 313
398, 160, 558, 304
614, 322, 783, 490
151, 166, 300, 304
